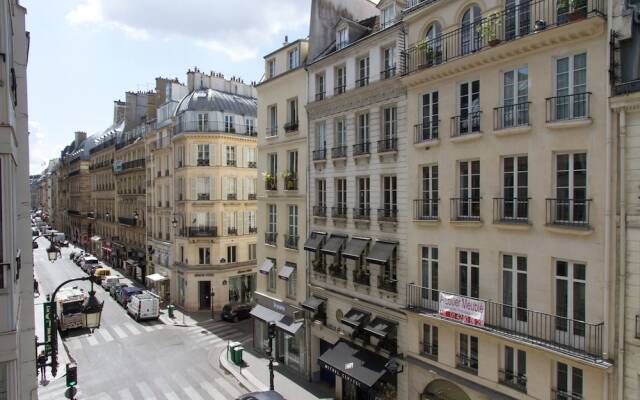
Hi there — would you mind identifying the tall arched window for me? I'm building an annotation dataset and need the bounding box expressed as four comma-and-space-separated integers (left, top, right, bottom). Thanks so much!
505, 0, 531, 40
425, 22, 443, 64
461, 5, 481, 55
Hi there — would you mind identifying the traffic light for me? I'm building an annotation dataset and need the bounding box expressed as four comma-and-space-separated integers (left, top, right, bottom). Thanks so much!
65, 363, 77, 387
268, 321, 276, 339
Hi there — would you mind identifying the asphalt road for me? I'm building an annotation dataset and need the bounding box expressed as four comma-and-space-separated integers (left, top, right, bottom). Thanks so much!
33, 237, 252, 400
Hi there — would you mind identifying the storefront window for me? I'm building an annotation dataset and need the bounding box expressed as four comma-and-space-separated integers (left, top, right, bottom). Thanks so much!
228, 273, 256, 304
254, 319, 269, 353
0, 362, 7, 400
278, 331, 305, 374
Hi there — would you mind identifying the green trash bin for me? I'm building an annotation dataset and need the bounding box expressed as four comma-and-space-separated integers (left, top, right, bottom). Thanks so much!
228, 341, 241, 363
235, 346, 244, 364
167, 305, 175, 319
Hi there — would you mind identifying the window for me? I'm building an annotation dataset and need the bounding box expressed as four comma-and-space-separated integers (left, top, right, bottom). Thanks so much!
288, 205, 298, 239
458, 333, 479, 373
198, 113, 209, 131
268, 205, 277, 234
421, 246, 439, 301
357, 177, 370, 214
357, 56, 370, 87
197, 144, 210, 163
458, 80, 481, 134
268, 105, 277, 136
426, 22, 443, 63
502, 156, 528, 220
381, 5, 396, 28
226, 146, 236, 166
502, 67, 529, 128
317, 179, 326, 207
267, 59, 276, 78
315, 121, 326, 150
287, 98, 298, 124
461, 5, 482, 55
555, 53, 587, 120
227, 246, 237, 263
458, 160, 480, 219
196, 177, 210, 200
267, 257, 277, 291
555, 153, 588, 223
335, 65, 346, 94
502, 254, 527, 322
335, 118, 346, 148
383, 176, 397, 213
505, 0, 531, 40
337, 27, 348, 49
316, 73, 326, 100
177, 145, 185, 167
503, 346, 527, 391
459, 249, 479, 298
248, 244, 257, 260
382, 46, 396, 78
422, 324, 439, 358
288, 47, 300, 70
245, 118, 255, 134
224, 115, 234, 132
179, 246, 184, 263
287, 263, 297, 298
556, 362, 583, 399
198, 247, 211, 265
383, 106, 397, 140
268, 153, 278, 176
422, 165, 439, 218
336, 178, 347, 210
357, 113, 369, 144
555, 260, 586, 336
420, 91, 439, 140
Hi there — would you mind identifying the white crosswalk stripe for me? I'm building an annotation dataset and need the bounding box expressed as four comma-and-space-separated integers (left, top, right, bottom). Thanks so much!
118, 388, 135, 400
124, 322, 141, 335
200, 381, 226, 400
141, 323, 155, 332
111, 325, 128, 339
98, 328, 114, 342
86, 334, 99, 346
136, 381, 157, 400
215, 376, 243, 398
153, 377, 181, 400
182, 386, 205, 400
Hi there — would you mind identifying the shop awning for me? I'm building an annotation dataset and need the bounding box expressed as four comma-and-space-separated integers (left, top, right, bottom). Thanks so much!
146, 273, 167, 283
90, 236, 102, 242
250, 305, 303, 335
320, 235, 347, 255
340, 308, 371, 329
301, 296, 326, 312
125, 258, 138, 266
259, 258, 274, 274
343, 238, 370, 260
366, 242, 397, 265
303, 232, 325, 252
278, 263, 296, 280
364, 317, 397, 339
277, 315, 303, 335
318, 340, 389, 390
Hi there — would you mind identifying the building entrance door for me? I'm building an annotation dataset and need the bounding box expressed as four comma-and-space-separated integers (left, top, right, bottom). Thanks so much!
198, 281, 211, 310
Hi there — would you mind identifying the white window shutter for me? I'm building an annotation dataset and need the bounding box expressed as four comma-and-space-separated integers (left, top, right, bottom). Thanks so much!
190, 144, 198, 166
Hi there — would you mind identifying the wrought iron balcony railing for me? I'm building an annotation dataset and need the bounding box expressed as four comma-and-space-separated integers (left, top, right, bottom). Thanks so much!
353, 207, 371, 220
545, 198, 592, 228
265, 232, 277, 246
284, 235, 299, 250
493, 198, 530, 224
356, 76, 369, 88
494, 102, 531, 130
451, 112, 482, 137
248, 193, 257, 201
331, 206, 348, 219
552, 389, 583, 400
377, 138, 398, 153
334, 85, 346, 95
353, 142, 370, 156
196, 158, 210, 167
378, 207, 398, 222
265, 177, 277, 191
413, 199, 439, 221
312, 149, 327, 161
313, 206, 327, 218
498, 369, 527, 393
248, 161, 257, 168
284, 176, 298, 191
227, 227, 238, 236
450, 198, 481, 221
180, 226, 217, 238
414, 120, 439, 144
377, 275, 398, 293
331, 146, 348, 159
546, 92, 592, 123
456, 353, 479, 375
284, 121, 299, 133
174, 121, 257, 136
315, 92, 325, 101
380, 67, 396, 80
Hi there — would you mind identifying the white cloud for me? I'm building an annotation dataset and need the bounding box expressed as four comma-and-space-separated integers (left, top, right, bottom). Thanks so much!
66, 0, 310, 61
29, 120, 63, 174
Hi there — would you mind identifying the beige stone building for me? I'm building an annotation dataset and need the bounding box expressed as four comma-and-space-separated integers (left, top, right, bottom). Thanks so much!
401, 0, 611, 399
252, 38, 310, 378
171, 69, 258, 313
63, 131, 95, 247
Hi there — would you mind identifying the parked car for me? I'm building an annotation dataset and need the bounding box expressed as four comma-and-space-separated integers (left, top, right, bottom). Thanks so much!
116, 287, 143, 307
235, 391, 286, 400
72, 252, 86, 265
127, 292, 160, 321
93, 267, 111, 283
80, 256, 99, 272
222, 303, 253, 322
111, 283, 128, 299
101, 276, 121, 291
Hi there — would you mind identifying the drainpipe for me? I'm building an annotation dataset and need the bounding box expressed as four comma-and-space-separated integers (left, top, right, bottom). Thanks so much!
617, 109, 627, 400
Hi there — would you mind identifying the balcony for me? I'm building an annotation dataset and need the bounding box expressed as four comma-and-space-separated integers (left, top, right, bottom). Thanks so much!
331, 146, 348, 159
284, 121, 299, 133
197, 193, 210, 201
420, 342, 438, 360
248, 161, 257, 168
283, 175, 298, 191
174, 121, 257, 137
356, 76, 369, 88
498, 369, 527, 393
249, 226, 258, 234
331, 206, 348, 219
406, 284, 604, 359
546, 92, 591, 124
265, 232, 277, 246
67, 209, 81, 216
313, 206, 327, 218
227, 160, 237, 167
414, 120, 439, 145
334, 85, 346, 95
552, 389, 583, 400
451, 112, 482, 138
377, 138, 398, 153
403, 0, 606, 75
284, 235, 299, 250
413, 199, 439, 221
494, 102, 530, 131
248, 193, 257, 201
546, 198, 592, 229
493, 198, 530, 225
353, 207, 371, 220
380, 67, 397, 80
378, 207, 398, 222
197, 159, 210, 167
87, 212, 95, 219
377, 275, 398, 293
352, 269, 371, 286
265, 177, 277, 191
227, 227, 238, 236
312, 149, 327, 161
450, 198, 481, 222
227, 193, 238, 201
315, 92, 325, 101
456, 353, 478, 375
312, 259, 327, 276
353, 142, 370, 156
119, 217, 137, 226
266, 127, 278, 137
180, 226, 217, 238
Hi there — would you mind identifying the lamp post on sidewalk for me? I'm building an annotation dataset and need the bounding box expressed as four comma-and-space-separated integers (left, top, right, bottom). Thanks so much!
267, 321, 276, 391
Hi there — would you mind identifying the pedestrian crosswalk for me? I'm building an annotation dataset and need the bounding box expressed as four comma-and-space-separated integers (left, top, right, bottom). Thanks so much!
183, 320, 253, 350
65, 321, 166, 349
37, 365, 247, 400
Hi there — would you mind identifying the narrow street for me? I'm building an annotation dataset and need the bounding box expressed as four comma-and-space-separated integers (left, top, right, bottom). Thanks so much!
33, 237, 252, 400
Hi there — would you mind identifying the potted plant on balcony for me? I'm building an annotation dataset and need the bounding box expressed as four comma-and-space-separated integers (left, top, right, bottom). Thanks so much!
262, 172, 275, 189
281, 170, 296, 190
478, 12, 502, 47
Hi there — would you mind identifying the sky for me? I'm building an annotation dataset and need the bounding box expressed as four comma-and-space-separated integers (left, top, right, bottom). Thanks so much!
24, 0, 311, 174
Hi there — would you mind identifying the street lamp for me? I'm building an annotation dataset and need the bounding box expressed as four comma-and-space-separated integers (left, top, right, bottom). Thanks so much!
34, 232, 61, 263
267, 321, 277, 391
82, 289, 103, 330
133, 210, 139, 221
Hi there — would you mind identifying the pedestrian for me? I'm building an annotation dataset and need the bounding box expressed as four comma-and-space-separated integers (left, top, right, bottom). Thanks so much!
37, 350, 47, 382
33, 278, 39, 296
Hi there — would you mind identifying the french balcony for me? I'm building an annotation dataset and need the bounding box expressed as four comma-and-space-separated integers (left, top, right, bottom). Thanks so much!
334, 85, 346, 95
450, 198, 481, 222
377, 138, 398, 153
493, 198, 530, 225
403, 0, 606, 75
312, 149, 327, 161
180, 226, 217, 238
552, 389, 583, 400
313, 206, 327, 218
227, 227, 238, 236
315, 92, 325, 101
451, 112, 482, 138
414, 120, 439, 144
494, 102, 531, 131
498, 369, 527, 393
352, 269, 371, 287
545, 198, 592, 229
284, 234, 299, 250
356, 76, 369, 88
331, 206, 348, 219
284, 175, 298, 191
406, 284, 605, 359
249, 226, 258, 234
377, 207, 398, 222
197, 193, 210, 201
331, 146, 348, 159
87, 212, 95, 219
227, 160, 237, 167
118, 217, 136, 226
165, 201, 170, 208
456, 353, 479, 375
227, 193, 238, 201
266, 127, 278, 137
284, 121, 299, 133
164, 169, 170, 177
248, 161, 257, 168
377, 275, 398, 293
121, 159, 146, 171
413, 199, 439, 221
265, 232, 277, 246
353, 142, 370, 156
196, 159, 210, 167
380, 67, 397, 80
248, 193, 257, 201
353, 207, 371, 221
546, 92, 591, 123
265, 177, 277, 191
157, 171, 162, 178
173, 121, 257, 137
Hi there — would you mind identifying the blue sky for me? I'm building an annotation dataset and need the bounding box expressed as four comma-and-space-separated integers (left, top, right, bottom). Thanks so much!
25, 0, 310, 173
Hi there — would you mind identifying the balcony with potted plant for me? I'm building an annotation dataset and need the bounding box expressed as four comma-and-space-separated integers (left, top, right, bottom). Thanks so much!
282, 170, 298, 191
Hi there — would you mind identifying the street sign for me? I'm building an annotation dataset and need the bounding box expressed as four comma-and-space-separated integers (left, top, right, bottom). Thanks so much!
43, 301, 56, 356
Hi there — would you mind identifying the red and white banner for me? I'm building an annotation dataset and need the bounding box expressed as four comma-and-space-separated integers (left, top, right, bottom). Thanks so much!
438, 292, 485, 327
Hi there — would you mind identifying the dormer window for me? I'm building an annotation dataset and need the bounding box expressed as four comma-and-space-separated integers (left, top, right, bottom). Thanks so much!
288, 47, 300, 70
267, 59, 276, 79
381, 4, 396, 29
337, 27, 348, 50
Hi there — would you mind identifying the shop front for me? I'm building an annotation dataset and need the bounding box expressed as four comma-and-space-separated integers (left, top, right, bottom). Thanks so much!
111, 240, 125, 269
90, 236, 102, 257
101, 242, 112, 263
146, 272, 170, 304
228, 273, 256, 304
250, 292, 306, 376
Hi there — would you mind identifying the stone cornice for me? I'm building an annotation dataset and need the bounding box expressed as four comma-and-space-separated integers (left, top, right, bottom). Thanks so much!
610, 91, 640, 112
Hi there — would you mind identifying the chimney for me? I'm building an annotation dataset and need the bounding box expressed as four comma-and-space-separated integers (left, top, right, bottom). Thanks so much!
284, 35, 289, 45
113, 100, 126, 124
74, 131, 87, 148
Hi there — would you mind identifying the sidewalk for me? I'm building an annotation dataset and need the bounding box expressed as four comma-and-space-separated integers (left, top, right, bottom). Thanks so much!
34, 298, 71, 386
217, 345, 334, 400
158, 307, 214, 327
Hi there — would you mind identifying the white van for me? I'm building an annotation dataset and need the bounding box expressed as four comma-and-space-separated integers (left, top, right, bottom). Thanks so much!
127, 292, 160, 321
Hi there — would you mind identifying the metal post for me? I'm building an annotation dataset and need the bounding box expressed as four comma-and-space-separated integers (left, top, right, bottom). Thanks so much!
269, 336, 275, 391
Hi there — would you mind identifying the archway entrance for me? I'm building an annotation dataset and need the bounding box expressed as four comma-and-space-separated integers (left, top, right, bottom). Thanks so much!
422, 379, 471, 400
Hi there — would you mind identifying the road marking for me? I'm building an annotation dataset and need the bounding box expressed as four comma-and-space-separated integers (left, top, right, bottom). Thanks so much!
209, 325, 239, 336
118, 388, 135, 400
124, 323, 141, 335
153, 377, 180, 400
86, 334, 99, 346
215, 377, 242, 398
67, 339, 82, 350
141, 323, 155, 332
136, 382, 157, 400
111, 325, 128, 339
200, 381, 226, 400
182, 386, 205, 400
98, 328, 114, 342
208, 331, 246, 346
